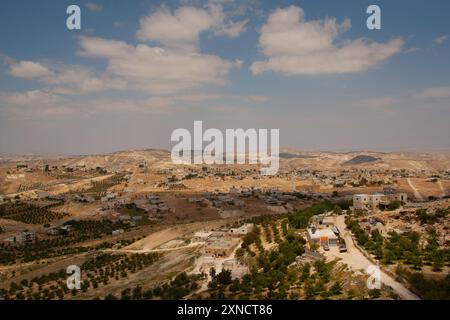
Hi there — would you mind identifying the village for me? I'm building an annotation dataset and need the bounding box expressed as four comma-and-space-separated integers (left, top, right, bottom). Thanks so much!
0, 150, 449, 300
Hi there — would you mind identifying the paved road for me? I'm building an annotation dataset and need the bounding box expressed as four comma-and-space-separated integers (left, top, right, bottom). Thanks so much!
325, 215, 420, 300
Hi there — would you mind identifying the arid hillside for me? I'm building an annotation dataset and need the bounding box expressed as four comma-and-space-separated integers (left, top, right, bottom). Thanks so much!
2, 149, 449, 172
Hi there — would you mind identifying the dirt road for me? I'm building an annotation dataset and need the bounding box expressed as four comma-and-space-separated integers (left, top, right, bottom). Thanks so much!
123, 220, 227, 251
407, 178, 424, 201
325, 215, 420, 300
437, 180, 446, 198
112, 242, 203, 253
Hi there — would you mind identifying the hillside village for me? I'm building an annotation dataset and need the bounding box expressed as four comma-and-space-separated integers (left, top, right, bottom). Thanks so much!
0, 150, 449, 300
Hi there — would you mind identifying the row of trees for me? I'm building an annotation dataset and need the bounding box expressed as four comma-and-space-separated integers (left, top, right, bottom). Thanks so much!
416, 208, 448, 225
208, 232, 307, 299
0, 220, 130, 265
0, 201, 66, 224
346, 217, 449, 271
103, 272, 203, 300
396, 266, 450, 300
1, 253, 159, 300
68, 173, 126, 198
288, 201, 335, 229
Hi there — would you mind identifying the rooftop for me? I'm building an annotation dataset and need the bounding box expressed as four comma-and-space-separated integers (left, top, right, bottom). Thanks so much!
307, 228, 338, 240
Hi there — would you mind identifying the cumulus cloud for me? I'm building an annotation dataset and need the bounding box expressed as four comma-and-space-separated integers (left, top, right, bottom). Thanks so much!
7, 32, 239, 96
77, 36, 133, 58
433, 35, 449, 45
136, 6, 216, 52
78, 36, 236, 94
0, 90, 75, 117
8, 61, 53, 79
7, 58, 126, 95
0, 90, 61, 107
2, 4, 246, 116
136, 5, 247, 52
251, 6, 403, 75
0, 90, 174, 117
418, 86, 450, 99
41, 65, 123, 94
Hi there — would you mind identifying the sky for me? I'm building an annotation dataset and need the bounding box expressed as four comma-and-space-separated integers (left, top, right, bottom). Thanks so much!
0, 0, 449, 155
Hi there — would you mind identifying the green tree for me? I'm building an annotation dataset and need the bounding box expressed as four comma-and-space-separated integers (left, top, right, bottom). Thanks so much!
329, 282, 342, 296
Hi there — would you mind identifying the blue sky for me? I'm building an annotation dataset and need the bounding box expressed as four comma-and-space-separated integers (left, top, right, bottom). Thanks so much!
0, 0, 449, 154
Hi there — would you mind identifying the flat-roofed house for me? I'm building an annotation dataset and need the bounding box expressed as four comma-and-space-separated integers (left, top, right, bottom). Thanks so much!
353, 192, 407, 211
14, 231, 36, 245
205, 238, 240, 257
228, 224, 254, 237
306, 227, 338, 247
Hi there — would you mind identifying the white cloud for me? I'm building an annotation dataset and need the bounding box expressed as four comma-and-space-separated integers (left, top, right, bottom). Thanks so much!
251, 6, 403, 75
78, 36, 236, 94
77, 36, 133, 58
433, 35, 449, 45
136, 6, 216, 52
2, 3, 246, 115
0, 90, 174, 117
8, 61, 53, 79
0, 90, 75, 117
418, 86, 450, 99
86, 2, 103, 12
136, 5, 247, 52
0, 90, 61, 107
7, 59, 127, 95
5, 3, 246, 99
43, 66, 127, 95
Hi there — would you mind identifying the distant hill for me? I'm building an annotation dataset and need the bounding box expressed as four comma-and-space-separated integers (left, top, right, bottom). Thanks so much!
2, 149, 450, 172
279, 153, 316, 159
344, 155, 381, 166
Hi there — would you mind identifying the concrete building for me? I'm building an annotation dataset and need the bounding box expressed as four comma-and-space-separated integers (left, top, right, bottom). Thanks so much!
228, 223, 254, 237
353, 192, 407, 211
306, 227, 339, 247
14, 231, 36, 245
311, 214, 335, 228
361, 218, 386, 235
205, 238, 240, 257
112, 229, 124, 236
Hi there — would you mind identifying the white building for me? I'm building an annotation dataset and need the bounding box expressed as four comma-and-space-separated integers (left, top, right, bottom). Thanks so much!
306, 227, 339, 247
229, 223, 254, 237
112, 229, 124, 236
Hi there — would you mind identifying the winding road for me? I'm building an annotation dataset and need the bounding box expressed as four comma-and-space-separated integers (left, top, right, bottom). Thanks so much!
325, 215, 420, 300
